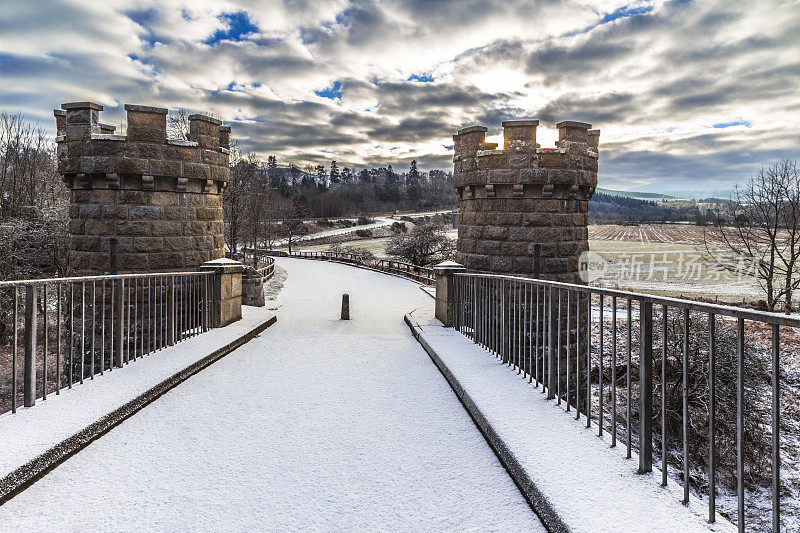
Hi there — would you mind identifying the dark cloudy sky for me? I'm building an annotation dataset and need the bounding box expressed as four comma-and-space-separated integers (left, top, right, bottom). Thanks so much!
1, 1, 798, 195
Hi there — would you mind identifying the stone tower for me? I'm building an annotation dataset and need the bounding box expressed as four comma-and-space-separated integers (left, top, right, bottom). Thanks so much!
452, 120, 599, 282
55, 102, 230, 275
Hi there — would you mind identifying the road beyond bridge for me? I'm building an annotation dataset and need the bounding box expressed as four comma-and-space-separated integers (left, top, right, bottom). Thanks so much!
0, 258, 544, 531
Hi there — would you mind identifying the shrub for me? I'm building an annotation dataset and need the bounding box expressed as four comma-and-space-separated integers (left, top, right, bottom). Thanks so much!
386, 223, 454, 266
343, 246, 375, 262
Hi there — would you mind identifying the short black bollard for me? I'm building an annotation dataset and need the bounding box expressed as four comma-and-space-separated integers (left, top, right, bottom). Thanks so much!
341, 294, 350, 320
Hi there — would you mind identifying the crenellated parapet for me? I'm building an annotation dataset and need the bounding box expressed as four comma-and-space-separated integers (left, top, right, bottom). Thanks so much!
453, 120, 598, 202
453, 119, 599, 282
55, 102, 230, 194
55, 101, 230, 275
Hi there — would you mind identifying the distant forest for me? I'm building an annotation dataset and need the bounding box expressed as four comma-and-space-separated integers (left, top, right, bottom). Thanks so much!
588, 192, 703, 223
223, 149, 458, 251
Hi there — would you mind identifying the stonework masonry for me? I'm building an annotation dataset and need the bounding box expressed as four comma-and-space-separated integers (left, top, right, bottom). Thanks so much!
56, 102, 230, 275
453, 119, 599, 283
242, 267, 266, 307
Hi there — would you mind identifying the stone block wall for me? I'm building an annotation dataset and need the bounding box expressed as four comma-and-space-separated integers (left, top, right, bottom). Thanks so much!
56, 102, 230, 274
242, 267, 266, 307
220, 269, 243, 325
201, 258, 244, 327
453, 119, 599, 283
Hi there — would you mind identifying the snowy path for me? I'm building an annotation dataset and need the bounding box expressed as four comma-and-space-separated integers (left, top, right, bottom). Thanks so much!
273, 217, 394, 247
0, 258, 543, 531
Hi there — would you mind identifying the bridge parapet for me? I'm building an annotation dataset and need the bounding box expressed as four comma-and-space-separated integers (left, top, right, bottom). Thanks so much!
441, 270, 793, 532
434, 261, 466, 326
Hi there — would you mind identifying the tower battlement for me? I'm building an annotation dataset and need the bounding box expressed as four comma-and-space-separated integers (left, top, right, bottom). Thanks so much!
453, 120, 598, 202
453, 119, 599, 282
55, 101, 230, 275
55, 102, 230, 194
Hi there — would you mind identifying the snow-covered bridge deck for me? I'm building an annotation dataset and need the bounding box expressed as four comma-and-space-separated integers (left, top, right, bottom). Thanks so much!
0, 258, 544, 531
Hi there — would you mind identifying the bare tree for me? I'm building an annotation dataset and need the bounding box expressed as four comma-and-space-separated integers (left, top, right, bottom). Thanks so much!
706, 158, 800, 313
282, 217, 310, 255
0, 110, 64, 218
0, 110, 68, 285
166, 108, 190, 140
261, 190, 293, 249
223, 142, 249, 254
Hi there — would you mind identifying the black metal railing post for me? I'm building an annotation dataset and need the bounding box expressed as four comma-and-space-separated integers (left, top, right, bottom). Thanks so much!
167, 276, 176, 344
114, 279, 124, 367
547, 285, 556, 399
639, 299, 653, 473
23, 284, 37, 407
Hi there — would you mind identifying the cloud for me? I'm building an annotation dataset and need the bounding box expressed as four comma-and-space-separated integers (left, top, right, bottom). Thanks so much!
536, 92, 635, 125
0, 0, 797, 192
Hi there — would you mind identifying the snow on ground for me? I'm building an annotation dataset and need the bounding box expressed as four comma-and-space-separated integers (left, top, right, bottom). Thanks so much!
273, 217, 395, 247
0, 258, 543, 532
0, 305, 275, 480
406, 306, 737, 533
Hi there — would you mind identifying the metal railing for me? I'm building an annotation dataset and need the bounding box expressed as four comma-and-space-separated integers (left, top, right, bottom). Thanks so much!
452, 272, 794, 532
288, 250, 435, 285
257, 256, 275, 280
238, 250, 276, 281
377, 259, 435, 284
0, 271, 215, 415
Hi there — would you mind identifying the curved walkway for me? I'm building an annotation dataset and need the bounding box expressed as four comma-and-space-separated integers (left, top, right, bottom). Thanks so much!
0, 258, 543, 531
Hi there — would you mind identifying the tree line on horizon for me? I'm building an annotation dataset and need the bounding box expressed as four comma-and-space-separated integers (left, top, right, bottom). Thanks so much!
223, 144, 457, 252
588, 192, 705, 224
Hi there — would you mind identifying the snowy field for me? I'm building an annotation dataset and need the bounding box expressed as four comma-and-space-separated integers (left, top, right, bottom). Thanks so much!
588, 224, 762, 301
292, 223, 762, 303
0, 258, 543, 531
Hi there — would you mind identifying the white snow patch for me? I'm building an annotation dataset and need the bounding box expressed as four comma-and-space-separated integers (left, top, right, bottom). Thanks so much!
0, 259, 543, 531
407, 305, 738, 533
0, 305, 275, 480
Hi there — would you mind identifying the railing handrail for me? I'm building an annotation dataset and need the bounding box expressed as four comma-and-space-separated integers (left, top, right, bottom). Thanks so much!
456, 271, 800, 327
451, 271, 789, 530
287, 250, 435, 284
0, 270, 212, 288
1, 270, 216, 416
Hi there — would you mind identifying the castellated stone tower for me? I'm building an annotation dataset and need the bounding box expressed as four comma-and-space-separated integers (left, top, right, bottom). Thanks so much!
55, 102, 230, 275
453, 119, 599, 283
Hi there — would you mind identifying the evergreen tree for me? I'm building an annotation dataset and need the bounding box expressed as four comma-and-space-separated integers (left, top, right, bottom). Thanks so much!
288, 164, 300, 190
267, 155, 277, 169
329, 160, 341, 183
342, 167, 354, 184
408, 160, 420, 183
315, 164, 327, 191
384, 165, 400, 202
406, 159, 422, 203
